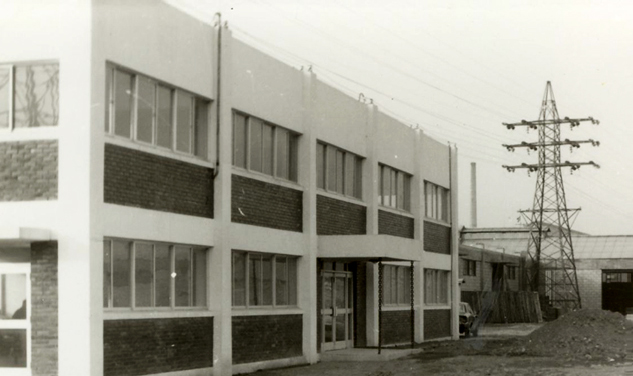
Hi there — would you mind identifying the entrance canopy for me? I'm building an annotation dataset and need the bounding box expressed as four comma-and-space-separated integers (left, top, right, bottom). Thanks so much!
0, 227, 51, 248
318, 235, 420, 262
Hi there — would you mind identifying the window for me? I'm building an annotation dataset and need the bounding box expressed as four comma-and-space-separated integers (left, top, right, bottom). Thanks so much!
507, 266, 517, 280
603, 272, 632, 283
383, 265, 411, 305
106, 65, 210, 159
425, 181, 451, 222
232, 251, 298, 308
424, 269, 449, 305
103, 239, 207, 309
0, 62, 59, 129
463, 260, 477, 277
233, 112, 298, 182
379, 164, 411, 211
316, 142, 363, 199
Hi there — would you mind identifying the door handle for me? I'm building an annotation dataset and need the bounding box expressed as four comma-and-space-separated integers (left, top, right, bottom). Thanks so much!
331, 307, 336, 317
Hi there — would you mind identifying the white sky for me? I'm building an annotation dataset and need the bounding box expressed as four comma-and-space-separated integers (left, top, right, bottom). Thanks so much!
169, 0, 633, 235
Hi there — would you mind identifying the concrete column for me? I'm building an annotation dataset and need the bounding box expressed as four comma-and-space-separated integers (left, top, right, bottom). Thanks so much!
212, 26, 234, 376
365, 104, 379, 346
300, 70, 319, 364
450, 146, 460, 340
413, 130, 425, 342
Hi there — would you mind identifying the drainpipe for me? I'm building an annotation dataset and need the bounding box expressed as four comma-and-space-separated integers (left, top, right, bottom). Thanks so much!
213, 13, 222, 178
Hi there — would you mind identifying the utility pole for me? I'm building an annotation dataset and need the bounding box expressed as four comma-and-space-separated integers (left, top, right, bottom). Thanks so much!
502, 81, 600, 312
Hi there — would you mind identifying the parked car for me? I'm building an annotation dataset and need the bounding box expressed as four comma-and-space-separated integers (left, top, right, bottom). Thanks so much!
459, 302, 477, 337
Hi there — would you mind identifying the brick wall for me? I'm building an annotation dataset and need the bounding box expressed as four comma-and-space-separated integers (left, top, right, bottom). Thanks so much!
232, 315, 303, 364
103, 317, 213, 376
577, 269, 602, 310
423, 309, 451, 340
423, 221, 451, 254
316, 195, 366, 235
0, 140, 57, 201
378, 210, 414, 239
232, 174, 302, 232
30, 241, 58, 376
104, 143, 214, 218
381, 310, 413, 345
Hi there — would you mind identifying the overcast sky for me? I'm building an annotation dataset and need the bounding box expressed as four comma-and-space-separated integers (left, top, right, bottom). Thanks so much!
172, 0, 632, 235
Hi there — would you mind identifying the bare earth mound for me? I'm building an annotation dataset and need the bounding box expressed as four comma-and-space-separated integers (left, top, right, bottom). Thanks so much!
505, 309, 633, 362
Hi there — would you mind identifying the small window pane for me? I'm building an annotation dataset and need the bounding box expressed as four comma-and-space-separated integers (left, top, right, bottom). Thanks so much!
390, 170, 397, 208
0, 329, 26, 367
249, 255, 262, 306
193, 249, 207, 307
327, 146, 337, 191
382, 166, 390, 206
112, 240, 131, 307
136, 76, 155, 144
344, 153, 355, 197
0, 274, 27, 320
194, 99, 209, 158
176, 91, 193, 153
336, 150, 344, 194
262, 255, 273, 306
262, 123, 274, 175
383, 266, 392, 304
354, 157, 362, 199
403, 175, 411, 211
397, 173, 404, 210
397, 268, 405, 304
135, 243, 154, 308
156, 85, 173, 148
155, 244, 171, 307
404, 269, 411, 304
233, 113, 247, 168
174, 247, 191, 307
250, 118, 263, 172
233, 252, 246, 306
288, 135, 298, 182
0, 67, 10, 128
113, 70, 133, 138
103, 240, 112, 308
288, 258, 297, 306
13, 63, 59, 128
316, 143, 325, 189
276, 257, 288, 306
276, 128, 289, 179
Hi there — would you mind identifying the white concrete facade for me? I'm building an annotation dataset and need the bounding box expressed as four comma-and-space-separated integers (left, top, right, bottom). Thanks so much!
0, 1, 459, 375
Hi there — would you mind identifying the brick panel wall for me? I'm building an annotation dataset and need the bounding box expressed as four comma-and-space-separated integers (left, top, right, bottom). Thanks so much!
423, 221, 451, 254
104, 317, 213, 376
232, 315, 303, 364
378, 210, 414, 239
316, 195, 366, 235
104, 143, 214, 218
30, 241, 58, 376
423, 309, 451, 340
381, 310, 413, 345
232, 174, 302, 232
0, 140, 57, 201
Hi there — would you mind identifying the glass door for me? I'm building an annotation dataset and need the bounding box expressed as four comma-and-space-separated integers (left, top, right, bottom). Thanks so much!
321, 271, 353, 351
0, 262, 30, 375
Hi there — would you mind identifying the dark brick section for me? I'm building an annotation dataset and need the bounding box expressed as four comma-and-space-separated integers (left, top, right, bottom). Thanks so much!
316, 262, 323, 353
316, 195, 366, 235
423, 221, 451, 254
232, 174, 302, 232
232, 315, 303, 364
104, 143, 214, 218
381, 310, 414, 345
0, 140, 57, 201
30, 241, 59, 376
378, 210, 414, 239
424, 309, 451, 340
104, 317, 214, 376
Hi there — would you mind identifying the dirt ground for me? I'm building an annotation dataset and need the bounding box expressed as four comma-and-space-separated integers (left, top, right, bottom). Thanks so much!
247, 309, 633, 376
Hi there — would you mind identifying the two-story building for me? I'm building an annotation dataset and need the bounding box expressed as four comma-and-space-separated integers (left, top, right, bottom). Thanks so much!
0, 1, 459, 375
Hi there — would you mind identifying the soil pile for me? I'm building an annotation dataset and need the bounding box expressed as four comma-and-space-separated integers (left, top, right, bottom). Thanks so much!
505, 309, 633, 362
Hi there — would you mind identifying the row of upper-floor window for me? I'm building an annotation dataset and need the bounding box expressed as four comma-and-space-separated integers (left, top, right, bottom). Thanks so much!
232, 112, 450, 220
0, 62, 450, 221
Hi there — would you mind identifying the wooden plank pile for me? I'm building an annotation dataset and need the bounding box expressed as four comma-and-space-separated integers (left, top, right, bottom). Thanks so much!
461, 291, 543, 323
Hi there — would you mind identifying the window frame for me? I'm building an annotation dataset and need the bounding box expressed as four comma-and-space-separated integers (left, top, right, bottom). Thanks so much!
105, 64, 211, 160
424, 181, 451, 223
232, 111, 299, 183
231, 250, 299, 309
316, 141, 363, 200
103, 238, 208, 311
383, 265, 412, 306
379, 164, 411, 212
463, 259, 477, 277
0, 61, 60, 131
424, 269, 450, 305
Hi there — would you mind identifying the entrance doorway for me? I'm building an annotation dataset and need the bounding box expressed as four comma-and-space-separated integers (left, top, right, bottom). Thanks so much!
321, 270, 353, 351
602, 271, 633, 315
0, 253, 30, 373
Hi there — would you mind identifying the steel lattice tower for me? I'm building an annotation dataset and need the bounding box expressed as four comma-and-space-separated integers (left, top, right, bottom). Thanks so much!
502, 82, 600, 311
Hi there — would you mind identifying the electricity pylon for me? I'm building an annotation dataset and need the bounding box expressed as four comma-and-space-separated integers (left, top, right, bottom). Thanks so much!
502, 81, 600, 311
